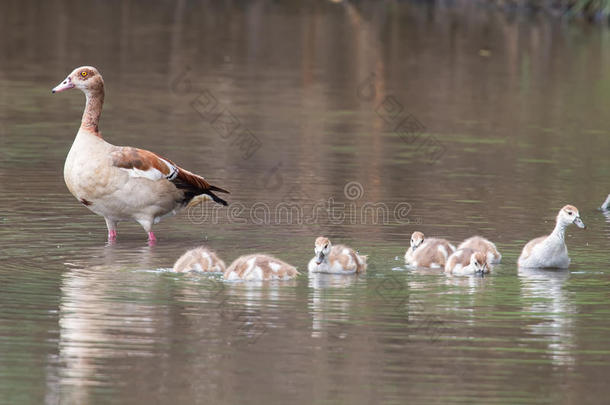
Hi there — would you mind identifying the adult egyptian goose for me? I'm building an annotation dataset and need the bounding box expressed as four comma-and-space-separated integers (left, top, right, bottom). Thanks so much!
457, 236, 501, 264
308, 237, 367, 274
172, 246, 226, 273
518, 205, 585, 269
224, 254, 299, 281
445, 248, 489, 275
404, 231, 456, 268
52, 66, 228, 242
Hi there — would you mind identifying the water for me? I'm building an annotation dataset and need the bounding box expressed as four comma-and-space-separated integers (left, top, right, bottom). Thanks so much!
1, 1, 610, 404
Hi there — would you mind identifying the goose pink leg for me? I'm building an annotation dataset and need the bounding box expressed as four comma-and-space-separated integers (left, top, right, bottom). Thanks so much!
148, 232, 157, 242
105, 218, 118, 243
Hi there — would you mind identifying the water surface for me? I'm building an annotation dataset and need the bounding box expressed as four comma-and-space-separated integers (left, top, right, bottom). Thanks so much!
1, 1, 610, 404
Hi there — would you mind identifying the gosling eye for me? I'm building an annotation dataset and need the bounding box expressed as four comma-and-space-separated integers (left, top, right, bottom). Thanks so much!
568, 211, 573, 216
324, 244, 328, 249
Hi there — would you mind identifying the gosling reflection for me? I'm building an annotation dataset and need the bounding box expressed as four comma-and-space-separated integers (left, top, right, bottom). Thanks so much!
308, 273, 359, 339
518, 267, 575, 367
218, 278, 299, 345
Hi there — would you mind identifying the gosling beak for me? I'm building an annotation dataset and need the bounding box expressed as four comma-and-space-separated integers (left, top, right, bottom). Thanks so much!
52, 77, 74, 93
574, 216, 586, 229
315, 253, 324, 265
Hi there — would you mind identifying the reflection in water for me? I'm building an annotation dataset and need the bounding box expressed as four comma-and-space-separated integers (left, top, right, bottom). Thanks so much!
518, 267, 575, 367
221, 281, 299, 343
2, 0, 610, 402
55, 247, 161, 402
444, 271, 490, 291
308, 273, 358, 339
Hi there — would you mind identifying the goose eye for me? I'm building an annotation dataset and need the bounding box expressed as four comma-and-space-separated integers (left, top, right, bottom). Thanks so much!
324, 244, 328, 249
568, 212, 573, 216
80, 71, 88, 77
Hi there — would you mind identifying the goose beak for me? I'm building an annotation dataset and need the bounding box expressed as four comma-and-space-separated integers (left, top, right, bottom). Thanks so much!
52, 77, 74, 93
574, 216, 585, 229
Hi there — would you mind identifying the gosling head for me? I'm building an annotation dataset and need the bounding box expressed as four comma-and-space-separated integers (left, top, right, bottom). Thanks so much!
52, 66, 104, 95
410, 231, 425, 250
314, 236, 332, 265
600, 194, 610, 211
558, 205, 585, 229
470, 251, 489, 274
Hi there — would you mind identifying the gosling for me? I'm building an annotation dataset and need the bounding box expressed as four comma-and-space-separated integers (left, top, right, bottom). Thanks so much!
403, 231, 425, 263
224, 254, 299, 281
404, 231, 456, 268
457, 236, 501, 264
445, 248, 489, 275
172, 246, 226, 273
518, 205, 585, 269
600, 194, 610, 211
308, 237, 367, 274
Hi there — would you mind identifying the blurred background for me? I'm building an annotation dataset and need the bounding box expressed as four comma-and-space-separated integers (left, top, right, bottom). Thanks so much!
1, 1, 610, 404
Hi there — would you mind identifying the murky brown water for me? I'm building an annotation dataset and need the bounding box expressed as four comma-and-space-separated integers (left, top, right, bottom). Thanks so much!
1, 1, 610, 404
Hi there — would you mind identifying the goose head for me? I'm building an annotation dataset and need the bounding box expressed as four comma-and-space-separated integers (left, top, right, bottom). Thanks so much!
410, 231, 425, 250
314, 236, 332, 265
558, 204, 585, 229
470, 251, 489, 274
52, 66, 104, 95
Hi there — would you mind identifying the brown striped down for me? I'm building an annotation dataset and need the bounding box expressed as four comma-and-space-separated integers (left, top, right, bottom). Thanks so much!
329, 245, 367, 274
224, 254, 299, 281
172, 247, 226, 273
412, 238, 455, 267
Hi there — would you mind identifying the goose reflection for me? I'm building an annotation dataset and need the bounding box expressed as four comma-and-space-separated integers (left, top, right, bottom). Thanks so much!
518, 267, 575, 367
56, 244, 161, 402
